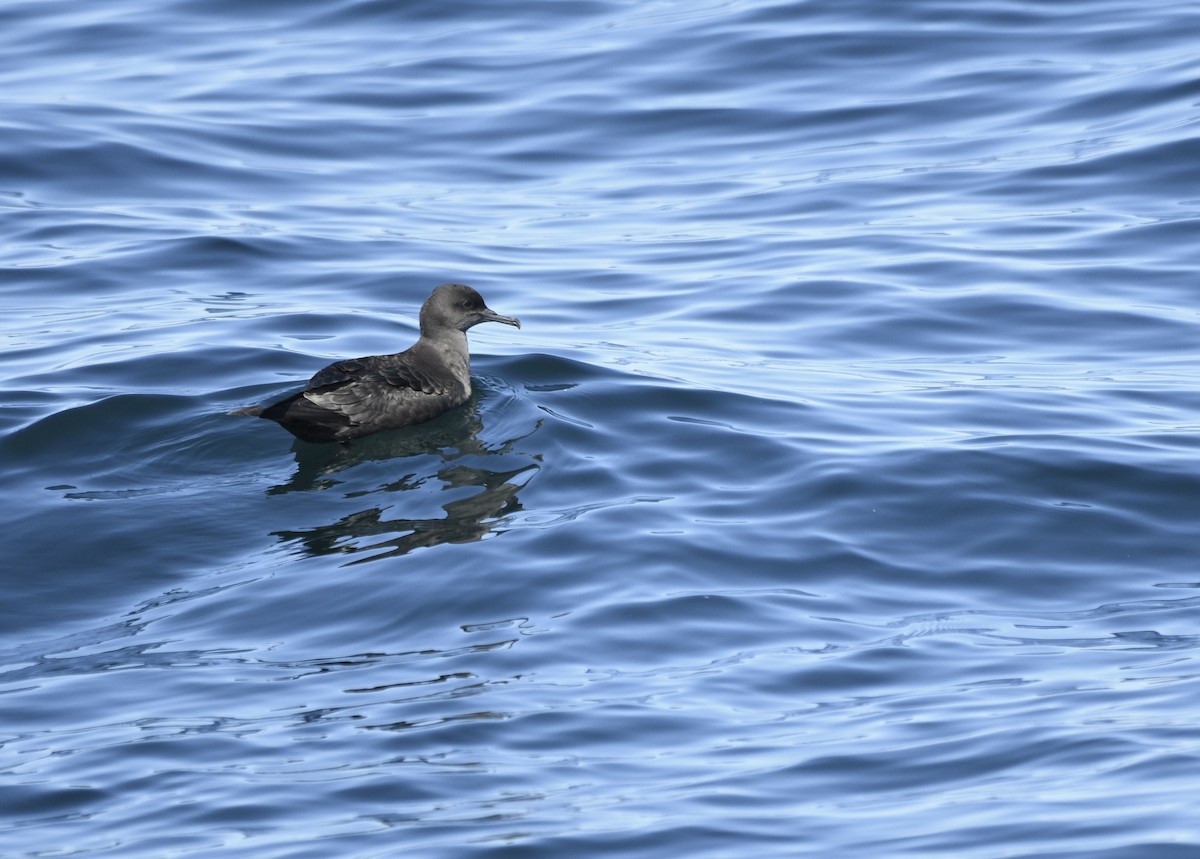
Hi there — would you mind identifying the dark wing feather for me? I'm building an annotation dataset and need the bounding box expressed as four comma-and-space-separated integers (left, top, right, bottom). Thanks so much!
257, 390, 352, 443
258, 349, 464, 442
306, 354, 454, 397
375, 356, 454, 396
303, 352, 462, 432
305, 358, 369, 391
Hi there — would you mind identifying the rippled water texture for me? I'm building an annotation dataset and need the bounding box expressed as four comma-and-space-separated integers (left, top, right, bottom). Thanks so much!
3, 1, 1200, 856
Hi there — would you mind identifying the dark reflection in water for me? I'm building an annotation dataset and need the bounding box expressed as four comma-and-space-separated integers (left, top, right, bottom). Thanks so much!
269, 394, 540, 564
276, 462, 536, 564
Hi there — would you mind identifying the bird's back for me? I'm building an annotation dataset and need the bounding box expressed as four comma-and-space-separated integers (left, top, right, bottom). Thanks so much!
264, 347, 470, 443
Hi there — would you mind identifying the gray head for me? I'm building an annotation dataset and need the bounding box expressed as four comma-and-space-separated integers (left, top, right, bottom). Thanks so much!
419, 283, 521, 336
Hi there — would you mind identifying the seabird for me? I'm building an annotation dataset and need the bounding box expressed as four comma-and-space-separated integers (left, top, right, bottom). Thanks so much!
234, 283, 520, 443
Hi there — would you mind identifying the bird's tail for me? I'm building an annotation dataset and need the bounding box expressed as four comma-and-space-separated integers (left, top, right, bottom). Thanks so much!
228, 405, 265, 417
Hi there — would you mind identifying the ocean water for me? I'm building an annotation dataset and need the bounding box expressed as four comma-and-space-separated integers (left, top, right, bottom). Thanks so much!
3, 0, 1200, 856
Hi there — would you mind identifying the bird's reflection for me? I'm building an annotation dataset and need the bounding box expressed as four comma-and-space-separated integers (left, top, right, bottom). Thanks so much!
267, 390, 541, 564
276, 462, 535, 564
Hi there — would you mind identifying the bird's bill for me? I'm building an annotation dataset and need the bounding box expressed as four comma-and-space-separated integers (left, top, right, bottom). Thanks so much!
481, 308, 521, 329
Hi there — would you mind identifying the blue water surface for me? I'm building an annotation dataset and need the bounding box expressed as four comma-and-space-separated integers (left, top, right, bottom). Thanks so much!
3, 1, 1200, 856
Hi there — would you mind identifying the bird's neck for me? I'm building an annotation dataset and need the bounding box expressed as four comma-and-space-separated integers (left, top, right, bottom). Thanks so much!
416, 328, 470, 378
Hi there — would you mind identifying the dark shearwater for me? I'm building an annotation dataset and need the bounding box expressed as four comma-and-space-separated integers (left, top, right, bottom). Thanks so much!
234, 283, 520, 443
